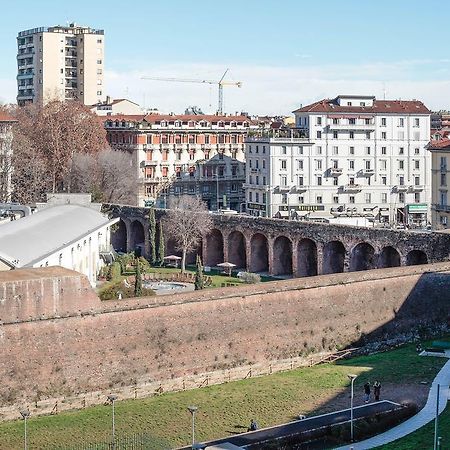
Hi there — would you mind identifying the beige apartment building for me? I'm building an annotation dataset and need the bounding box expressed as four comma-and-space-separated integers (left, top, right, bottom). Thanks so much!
17, 23, 105, 106
428, 139, 450, 229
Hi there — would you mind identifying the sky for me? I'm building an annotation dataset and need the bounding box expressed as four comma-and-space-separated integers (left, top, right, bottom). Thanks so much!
2, 0, 450, 114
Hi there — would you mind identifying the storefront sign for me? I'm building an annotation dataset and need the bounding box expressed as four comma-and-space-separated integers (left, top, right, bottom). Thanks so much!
407, 204, 428, 213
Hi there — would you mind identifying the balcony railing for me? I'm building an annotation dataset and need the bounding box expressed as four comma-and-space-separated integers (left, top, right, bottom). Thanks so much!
393, 185, 408, 192
341, 184, 362, 192
409, 185, 424, 192
433, 203, 450, 212
329, 167, 343, 175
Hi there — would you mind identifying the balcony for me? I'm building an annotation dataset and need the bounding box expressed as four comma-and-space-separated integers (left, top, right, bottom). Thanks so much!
433, 203, 450, 212
409, 185, 424, 192
341, 184, 362, 192
393, 185, 408, 192
361, 168, 375, 175
327, 122, 375, 130
144, 160, 158, 166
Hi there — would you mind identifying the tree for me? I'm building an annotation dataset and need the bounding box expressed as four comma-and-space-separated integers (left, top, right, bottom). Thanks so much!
10, 100, 106, 203
68, 149, 137, 204
148, 208, 157, 265
157, 221, 165, 267
194, 255, 205, 290
163, 196, 213, 273
134, 258, 142, 297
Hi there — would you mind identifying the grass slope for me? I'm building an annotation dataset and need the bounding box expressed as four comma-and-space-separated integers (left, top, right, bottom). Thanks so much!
0, 344, 445, 449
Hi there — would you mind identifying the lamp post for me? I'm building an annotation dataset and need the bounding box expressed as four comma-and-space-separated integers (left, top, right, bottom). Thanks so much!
107, 394, 118, 449
19, 409, 30, 450
348, 374, 357, 443
187, 405, 198, 449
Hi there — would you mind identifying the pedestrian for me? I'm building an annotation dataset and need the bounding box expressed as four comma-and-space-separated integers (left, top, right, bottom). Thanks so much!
364, 382, 371, 403
248, 419, 258, 432
373, 380, 381, 401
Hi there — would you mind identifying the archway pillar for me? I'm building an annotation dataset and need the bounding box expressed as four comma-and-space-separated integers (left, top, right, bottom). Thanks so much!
143, 223, 150, 259
268, 237, 275, 275
316, 245, 324, 275
125, 220, 132, 253
400, 255, 408, 266
202, 234, 208, 266
223, 233, 229, 263
292, 239, 299, 277
343, 248, 350, 272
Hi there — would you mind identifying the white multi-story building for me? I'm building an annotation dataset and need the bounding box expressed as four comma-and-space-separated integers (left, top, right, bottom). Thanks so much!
17, 23, 105, 106
246, 95, 432, 226
0, 111, 16, 202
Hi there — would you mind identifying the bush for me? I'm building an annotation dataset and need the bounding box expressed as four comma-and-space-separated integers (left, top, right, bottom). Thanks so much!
239, 272, 261, 284
99, 279, 155, 301
108, 262, 122, 281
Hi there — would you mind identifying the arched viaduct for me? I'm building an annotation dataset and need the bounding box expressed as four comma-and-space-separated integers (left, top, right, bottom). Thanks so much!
104, 204, 450, 277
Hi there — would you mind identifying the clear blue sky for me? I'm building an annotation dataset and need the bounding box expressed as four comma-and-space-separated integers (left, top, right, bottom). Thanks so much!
1, 0, 450, 113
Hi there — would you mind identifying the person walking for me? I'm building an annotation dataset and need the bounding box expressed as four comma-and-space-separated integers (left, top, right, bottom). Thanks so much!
364, 382, 371, 403
373, 380, 381, 401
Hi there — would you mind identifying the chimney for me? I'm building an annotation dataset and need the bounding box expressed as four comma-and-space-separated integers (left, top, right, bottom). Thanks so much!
106, 95, 111, 104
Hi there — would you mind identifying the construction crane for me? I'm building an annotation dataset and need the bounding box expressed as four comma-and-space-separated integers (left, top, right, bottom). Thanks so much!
141, 69, 242, 115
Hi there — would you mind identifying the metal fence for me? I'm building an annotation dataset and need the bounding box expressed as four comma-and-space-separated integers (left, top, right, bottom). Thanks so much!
54, 433, 171, 450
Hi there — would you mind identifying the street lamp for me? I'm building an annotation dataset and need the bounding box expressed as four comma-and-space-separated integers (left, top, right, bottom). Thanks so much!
187, 405, 198, 449
19, 409, 30, 450
107, 394, 118, 449
347, 374, 357, 443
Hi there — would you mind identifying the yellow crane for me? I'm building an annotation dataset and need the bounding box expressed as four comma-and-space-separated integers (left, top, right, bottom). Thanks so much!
141, 69, 242, 115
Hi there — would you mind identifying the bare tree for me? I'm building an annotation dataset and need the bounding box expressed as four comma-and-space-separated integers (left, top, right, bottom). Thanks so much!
163, 196, 213, 272
10, 100, 106, 203
69, 149, 138, 204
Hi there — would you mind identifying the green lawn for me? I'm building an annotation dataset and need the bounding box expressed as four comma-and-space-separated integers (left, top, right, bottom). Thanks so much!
0, 344, 445, 450
377, 406, 450, 449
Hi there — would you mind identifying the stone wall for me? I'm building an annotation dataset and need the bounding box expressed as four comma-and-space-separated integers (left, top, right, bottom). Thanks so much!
0, 263, 449, 413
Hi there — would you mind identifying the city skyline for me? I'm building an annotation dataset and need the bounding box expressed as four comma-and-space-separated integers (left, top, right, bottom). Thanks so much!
2, 0, 450, 113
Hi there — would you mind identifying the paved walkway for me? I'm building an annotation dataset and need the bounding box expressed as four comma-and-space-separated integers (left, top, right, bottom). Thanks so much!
335, 352, 450, 449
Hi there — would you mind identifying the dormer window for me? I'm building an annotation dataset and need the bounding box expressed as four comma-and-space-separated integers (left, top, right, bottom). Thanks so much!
160, 121, 166, 127
188, 121, 195, 127
218, 121, 225, 128
175, 120, 181, 127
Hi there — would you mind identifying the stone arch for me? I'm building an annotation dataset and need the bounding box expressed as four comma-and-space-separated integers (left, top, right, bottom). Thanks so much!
273, 236, 293, 276
111, 219, 127, 252
206, 229, 224, 267
349, 242, 376, 272
406, 250, 428, 266
322, 241, 346, 274
250, 233, 269, 273
228, 231, 247, 268
186, 238, 203, 266
378, 246, 401, 268
297, 238, 318, 277
129, 220, 145, 254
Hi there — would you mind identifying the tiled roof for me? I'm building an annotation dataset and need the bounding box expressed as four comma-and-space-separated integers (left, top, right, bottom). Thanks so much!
293, 97, 431, 115
427, 138, 450, 150
143, 114, 251, 123
0, 111, 17, 122
104, 115, 147, 122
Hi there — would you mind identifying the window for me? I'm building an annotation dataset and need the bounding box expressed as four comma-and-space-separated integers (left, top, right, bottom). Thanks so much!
249, 191, 252, 201
317, 176, 322, 186
316, 146, 322, 155
347, 102, 352, 106
349, 118, 356, 125
399, 147, 404, 155
414, 148, 420, 155
332, 146, 338, 155
262, 193, 266, 203
263, 176, 266, 184
316, 117, 322, 125
365, 146, 371, 155
381, 146, 387, 155
349, 160, 355, 170
441, 156, 447, 170
381, 132, 387, 140
414, 118, 420, 127
299, 196, 304, 203
332, 160, 339, 168
333, 195, 339, 204
381, 193, 387, 203
333, 131, 338, 139
399, 176, 405, 185
97, 68, 102, 75
333, 177, 338, 186
415, 193, 421, 203
298, 160, 303, 170
248, 145, 252, 154
349, 131, 354, 139
349, 177, 355, 185
398, 131, 405, 140
365, 193, 371, 203
97, 59, 102, 64
381, 117, 387, 126
415, 176, 420, 186
349, 146, 355, 155
262, 160, 266, 169
315, 159, 322, 170
398, 160, 404, 170
399, 192, 405, 203
398, 118, 404, 127
249, 159, 252, 169
281, 160, 287, 170
316, 195, 323, 204
415, 160, 420, 170
316, 131, 322, 139
333, 118, 339, 124
365, 160, 371, 170
365, 118, 371, 125
97, 39, 103, 44
255, 192, 259, 202
413, 132, 420, 141
298, 146, 303, 155
380, 160, 387, 170
382, 176, 387, 185
281, 194, 288, 204
298, 176, 304, 186
282, 146, 287, 155
97, 90, 102, 95
349, 196, 355, 204
262, 145, 266, 154
365, 131, 371, 140
280, 175, 287, 186
441, 173, 447, 186
255, 145, 259, 153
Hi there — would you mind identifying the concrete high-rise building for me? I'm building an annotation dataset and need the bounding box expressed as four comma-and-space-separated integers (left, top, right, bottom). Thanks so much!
17, 23, 105, 106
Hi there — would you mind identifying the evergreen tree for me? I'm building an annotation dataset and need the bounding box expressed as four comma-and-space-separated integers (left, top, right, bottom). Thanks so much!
194, 255, 205, 290
134, 257, 142, 297
148, 208, 157, 265
157, 221, 165, 266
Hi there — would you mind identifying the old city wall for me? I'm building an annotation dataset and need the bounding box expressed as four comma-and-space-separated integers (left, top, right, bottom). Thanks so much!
0, 264, 449, 417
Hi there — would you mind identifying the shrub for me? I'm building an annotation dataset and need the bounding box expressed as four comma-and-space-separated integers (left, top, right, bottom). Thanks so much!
108, 262, 122, 281
99, 279, 155, 301
239, 272, 261, 284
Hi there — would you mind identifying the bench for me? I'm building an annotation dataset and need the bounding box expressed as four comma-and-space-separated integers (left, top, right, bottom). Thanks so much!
431, 341, 450, 350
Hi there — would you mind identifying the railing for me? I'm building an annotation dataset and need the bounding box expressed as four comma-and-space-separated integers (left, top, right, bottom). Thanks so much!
393, 185, 408, 192
433, 203, 450, 212
341, 184, 362, 192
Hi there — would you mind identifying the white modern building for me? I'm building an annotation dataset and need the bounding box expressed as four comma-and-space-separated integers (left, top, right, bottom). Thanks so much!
90, 97, 142, 116
246, 95, 432, 226
0, 204, 118, 286
17, 23, 105, 105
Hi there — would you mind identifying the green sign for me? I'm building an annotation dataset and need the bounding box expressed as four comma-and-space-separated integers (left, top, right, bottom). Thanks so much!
279, 205, 325, 212
407, 203, 428, 213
